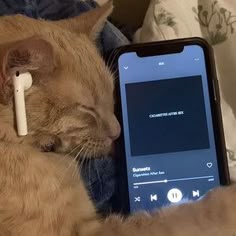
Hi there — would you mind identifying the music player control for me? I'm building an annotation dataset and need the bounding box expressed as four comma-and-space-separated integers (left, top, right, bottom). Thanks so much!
150, 194, 158, 202
192, 190, 200, 198
134, 196, 141, 202
167, 188, 183, 203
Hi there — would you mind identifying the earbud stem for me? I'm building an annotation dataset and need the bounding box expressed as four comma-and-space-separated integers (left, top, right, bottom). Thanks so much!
13, 72, 32, 136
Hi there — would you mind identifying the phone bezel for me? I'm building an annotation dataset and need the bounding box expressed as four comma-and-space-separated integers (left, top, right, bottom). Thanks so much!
108, 37, 230, 214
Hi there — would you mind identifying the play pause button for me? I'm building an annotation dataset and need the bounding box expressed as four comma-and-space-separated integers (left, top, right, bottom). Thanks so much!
167, 188, 183, 203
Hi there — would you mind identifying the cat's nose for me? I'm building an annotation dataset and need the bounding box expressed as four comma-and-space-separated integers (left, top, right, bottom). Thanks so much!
109, 131, 120, 141
109, 118, 121, 141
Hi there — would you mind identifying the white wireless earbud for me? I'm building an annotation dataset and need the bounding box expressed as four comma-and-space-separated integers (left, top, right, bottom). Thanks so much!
13, 71, 33, 136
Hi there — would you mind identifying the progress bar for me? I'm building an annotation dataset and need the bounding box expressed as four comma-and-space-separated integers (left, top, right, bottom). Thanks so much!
133, 175, 214, 186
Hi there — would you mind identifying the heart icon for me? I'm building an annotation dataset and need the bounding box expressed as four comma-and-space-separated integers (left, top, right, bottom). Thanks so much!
207, 162, 213, 168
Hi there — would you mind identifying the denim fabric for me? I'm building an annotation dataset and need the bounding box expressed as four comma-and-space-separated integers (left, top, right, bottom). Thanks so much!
0, 0, 129, 214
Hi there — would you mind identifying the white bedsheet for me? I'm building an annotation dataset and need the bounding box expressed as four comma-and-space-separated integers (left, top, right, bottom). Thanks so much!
135, 0, 236, 180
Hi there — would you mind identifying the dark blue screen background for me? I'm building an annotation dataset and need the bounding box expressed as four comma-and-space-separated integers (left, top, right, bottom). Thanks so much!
126, 76, 210, 156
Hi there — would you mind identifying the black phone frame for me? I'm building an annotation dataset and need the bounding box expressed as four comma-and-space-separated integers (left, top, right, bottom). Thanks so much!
106, 37, 230, 214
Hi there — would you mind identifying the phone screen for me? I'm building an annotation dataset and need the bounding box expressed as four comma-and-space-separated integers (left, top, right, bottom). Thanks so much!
118, 45, 222, 212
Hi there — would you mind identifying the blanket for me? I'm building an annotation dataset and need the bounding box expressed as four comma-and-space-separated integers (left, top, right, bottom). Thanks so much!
135, 0, 236, 181
0, 0, 129, 215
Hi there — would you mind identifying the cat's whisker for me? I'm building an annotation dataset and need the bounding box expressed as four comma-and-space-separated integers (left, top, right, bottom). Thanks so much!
68, 135, 92, 177
72, 145, 87, 166
56, 143, 82, 165
60, 134, 90, 162
58, 144, 87, 185
93, 145, 103, 192
71, 142, 90, 178
108, 62, 118, 77
105, 49, 116, 69
111, 69, 119, 81
107, 57, 119, 72
79, 148, 91, 184
106, 56, 115, 72
72, 159, 80, 179
83, 148, 91, 178
93, 145, 96, 159
71, 152, 82, 178
106, 47, 123, 72
67, 144, 83, 156
77, 153, 87, 175
56, 136, 92, 187
110, 51, 123, 72
77, 144, 91, 175
88, 153, 92, 182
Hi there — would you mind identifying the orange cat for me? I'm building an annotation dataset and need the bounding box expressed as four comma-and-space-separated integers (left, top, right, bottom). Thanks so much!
0, 2, 119, 235
0, 2, 236, 236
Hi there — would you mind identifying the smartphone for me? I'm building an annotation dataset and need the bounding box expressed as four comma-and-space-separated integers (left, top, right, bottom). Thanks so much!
110, 38, 230, 214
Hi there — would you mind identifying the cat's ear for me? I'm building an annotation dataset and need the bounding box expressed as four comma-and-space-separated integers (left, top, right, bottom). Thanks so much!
0, 37, 55, 104
56, 1, 113, 40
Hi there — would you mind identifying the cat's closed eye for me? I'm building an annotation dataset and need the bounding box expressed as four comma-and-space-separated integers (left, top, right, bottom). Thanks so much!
76, 104, 98, 120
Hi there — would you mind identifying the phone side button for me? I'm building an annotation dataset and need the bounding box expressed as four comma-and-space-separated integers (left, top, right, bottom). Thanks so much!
212, 79, 218, 102
216, 79, 221, 102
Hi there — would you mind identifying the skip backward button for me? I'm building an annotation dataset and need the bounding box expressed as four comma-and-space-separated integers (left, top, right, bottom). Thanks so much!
150, 194, 158, 202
